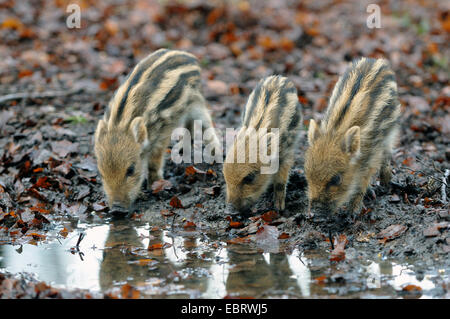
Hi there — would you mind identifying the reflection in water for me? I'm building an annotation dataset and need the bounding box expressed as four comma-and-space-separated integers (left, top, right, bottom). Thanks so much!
203, 248, 229, 298
99, 221, 145, 290
0, 225, 109, 291
364, 261, 437, 293
287, 249, 311, 297
0, 219, 445, 298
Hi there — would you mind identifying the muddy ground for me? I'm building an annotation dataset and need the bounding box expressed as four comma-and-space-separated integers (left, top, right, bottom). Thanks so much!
0, 0, 449, 298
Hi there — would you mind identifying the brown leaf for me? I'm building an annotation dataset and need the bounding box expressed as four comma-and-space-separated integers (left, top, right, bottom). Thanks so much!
206, 169, 217, 177
59, 227, 69, 238
330, 234, 348, 262
34, 282, 50, 294
227, 235, 253, 245
376, 225, 407, 243
92, 203, 107, 212
18, 69, 33, 78
29, 205, 50, 214
280, 37, 295, 52
183, 221, 196, 229
151, 179, 173, 194
148, 242, 172, 251
136, 259, 156, 266
28, 188, 48, 202
185, 166, 206, 177
28, 233, 46, 241
32, 177, 51, 189
229, 220, 243, 229
315, 276, 327, 284
278, 232, 290, 239
423, 222, 449, 237
53, 162, 72, 176
204, 185, 221, 196
120, 283, 140, 299
51, 140, 79, 158
169, 196, 184, 209
1, 17, 23, 30
402, 285, 422, 295
160, 209, 175, 217
261, 211, 279, 223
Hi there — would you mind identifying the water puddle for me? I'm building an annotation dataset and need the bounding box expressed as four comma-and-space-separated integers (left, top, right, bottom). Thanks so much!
0, 218, 447, 298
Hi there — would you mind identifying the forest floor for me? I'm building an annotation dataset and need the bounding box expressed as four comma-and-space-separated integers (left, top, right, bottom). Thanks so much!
0, 0, 449, 298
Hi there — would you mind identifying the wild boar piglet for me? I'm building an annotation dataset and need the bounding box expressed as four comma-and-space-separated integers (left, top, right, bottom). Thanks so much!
305, 57, 400, 218
223, 75, 303, 213
94, 49, 220, 213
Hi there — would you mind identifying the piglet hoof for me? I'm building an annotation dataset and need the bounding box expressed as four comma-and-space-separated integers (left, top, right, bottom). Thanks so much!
364, 187, 377, 201
274, 197, 285, 212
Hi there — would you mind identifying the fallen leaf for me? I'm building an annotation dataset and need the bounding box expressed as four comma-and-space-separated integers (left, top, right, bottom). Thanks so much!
315, 276, 327, 284
185, 166, 206, 177
53, 162, 72, 176
423, 222, 449, 237
204, 185, 221, 196
183, 221, 196, 229
92, 203, 107, 212
151, 179, 173, 194
227, 235, 253, 245
169, 196, 184, 209
229, 220, 243, 228
27, 233, 46, 241
261, 211, 279, 223
18, 69, 33, 78
278, 232, 290, 239
1, 17, 23, 30
330, 234, 348, 262
59, 227, 69, 238
120, 283, 140, 299
34, 282, 50, 294
376, 225, 407, 243
401, 284, 422, 296
136, 259, 156, 266
160, 209, 175, 217
148, 242, 171, 251
32, 177, 51, 189
51, 140, 79, 158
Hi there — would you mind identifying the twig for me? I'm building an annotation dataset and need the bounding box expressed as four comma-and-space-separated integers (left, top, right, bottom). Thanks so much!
0, 87, 88, 105
70, 232, 85, 261
171, 212, 177, 231
76, 232, 85, 248
328, 230, 334, 250
442, 169, 449, 204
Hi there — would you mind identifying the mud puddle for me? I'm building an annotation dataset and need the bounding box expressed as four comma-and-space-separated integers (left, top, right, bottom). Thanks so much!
0, 215, 446, 298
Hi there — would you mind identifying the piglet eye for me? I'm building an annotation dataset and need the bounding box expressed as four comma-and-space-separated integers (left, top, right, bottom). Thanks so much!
126, 164, 135, 177
327, 174, 341, 187
242, 172, 256, 184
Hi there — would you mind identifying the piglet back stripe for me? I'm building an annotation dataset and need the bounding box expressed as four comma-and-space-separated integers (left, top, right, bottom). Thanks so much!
288, 102, 302, 131
332, 59, 376, 128
113, 49, 168, 124
334, 61, 373, 127
243, 76, 299, 132
243, 82, 263, 127
128, 55, 199, 121
156, 70, 200, 112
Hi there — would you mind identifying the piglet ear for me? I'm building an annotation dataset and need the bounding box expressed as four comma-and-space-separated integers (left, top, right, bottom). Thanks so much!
343, 126, 360, 155
307, 119, 320, 145
130, 117, 148, 145
94, 119, 107, 143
